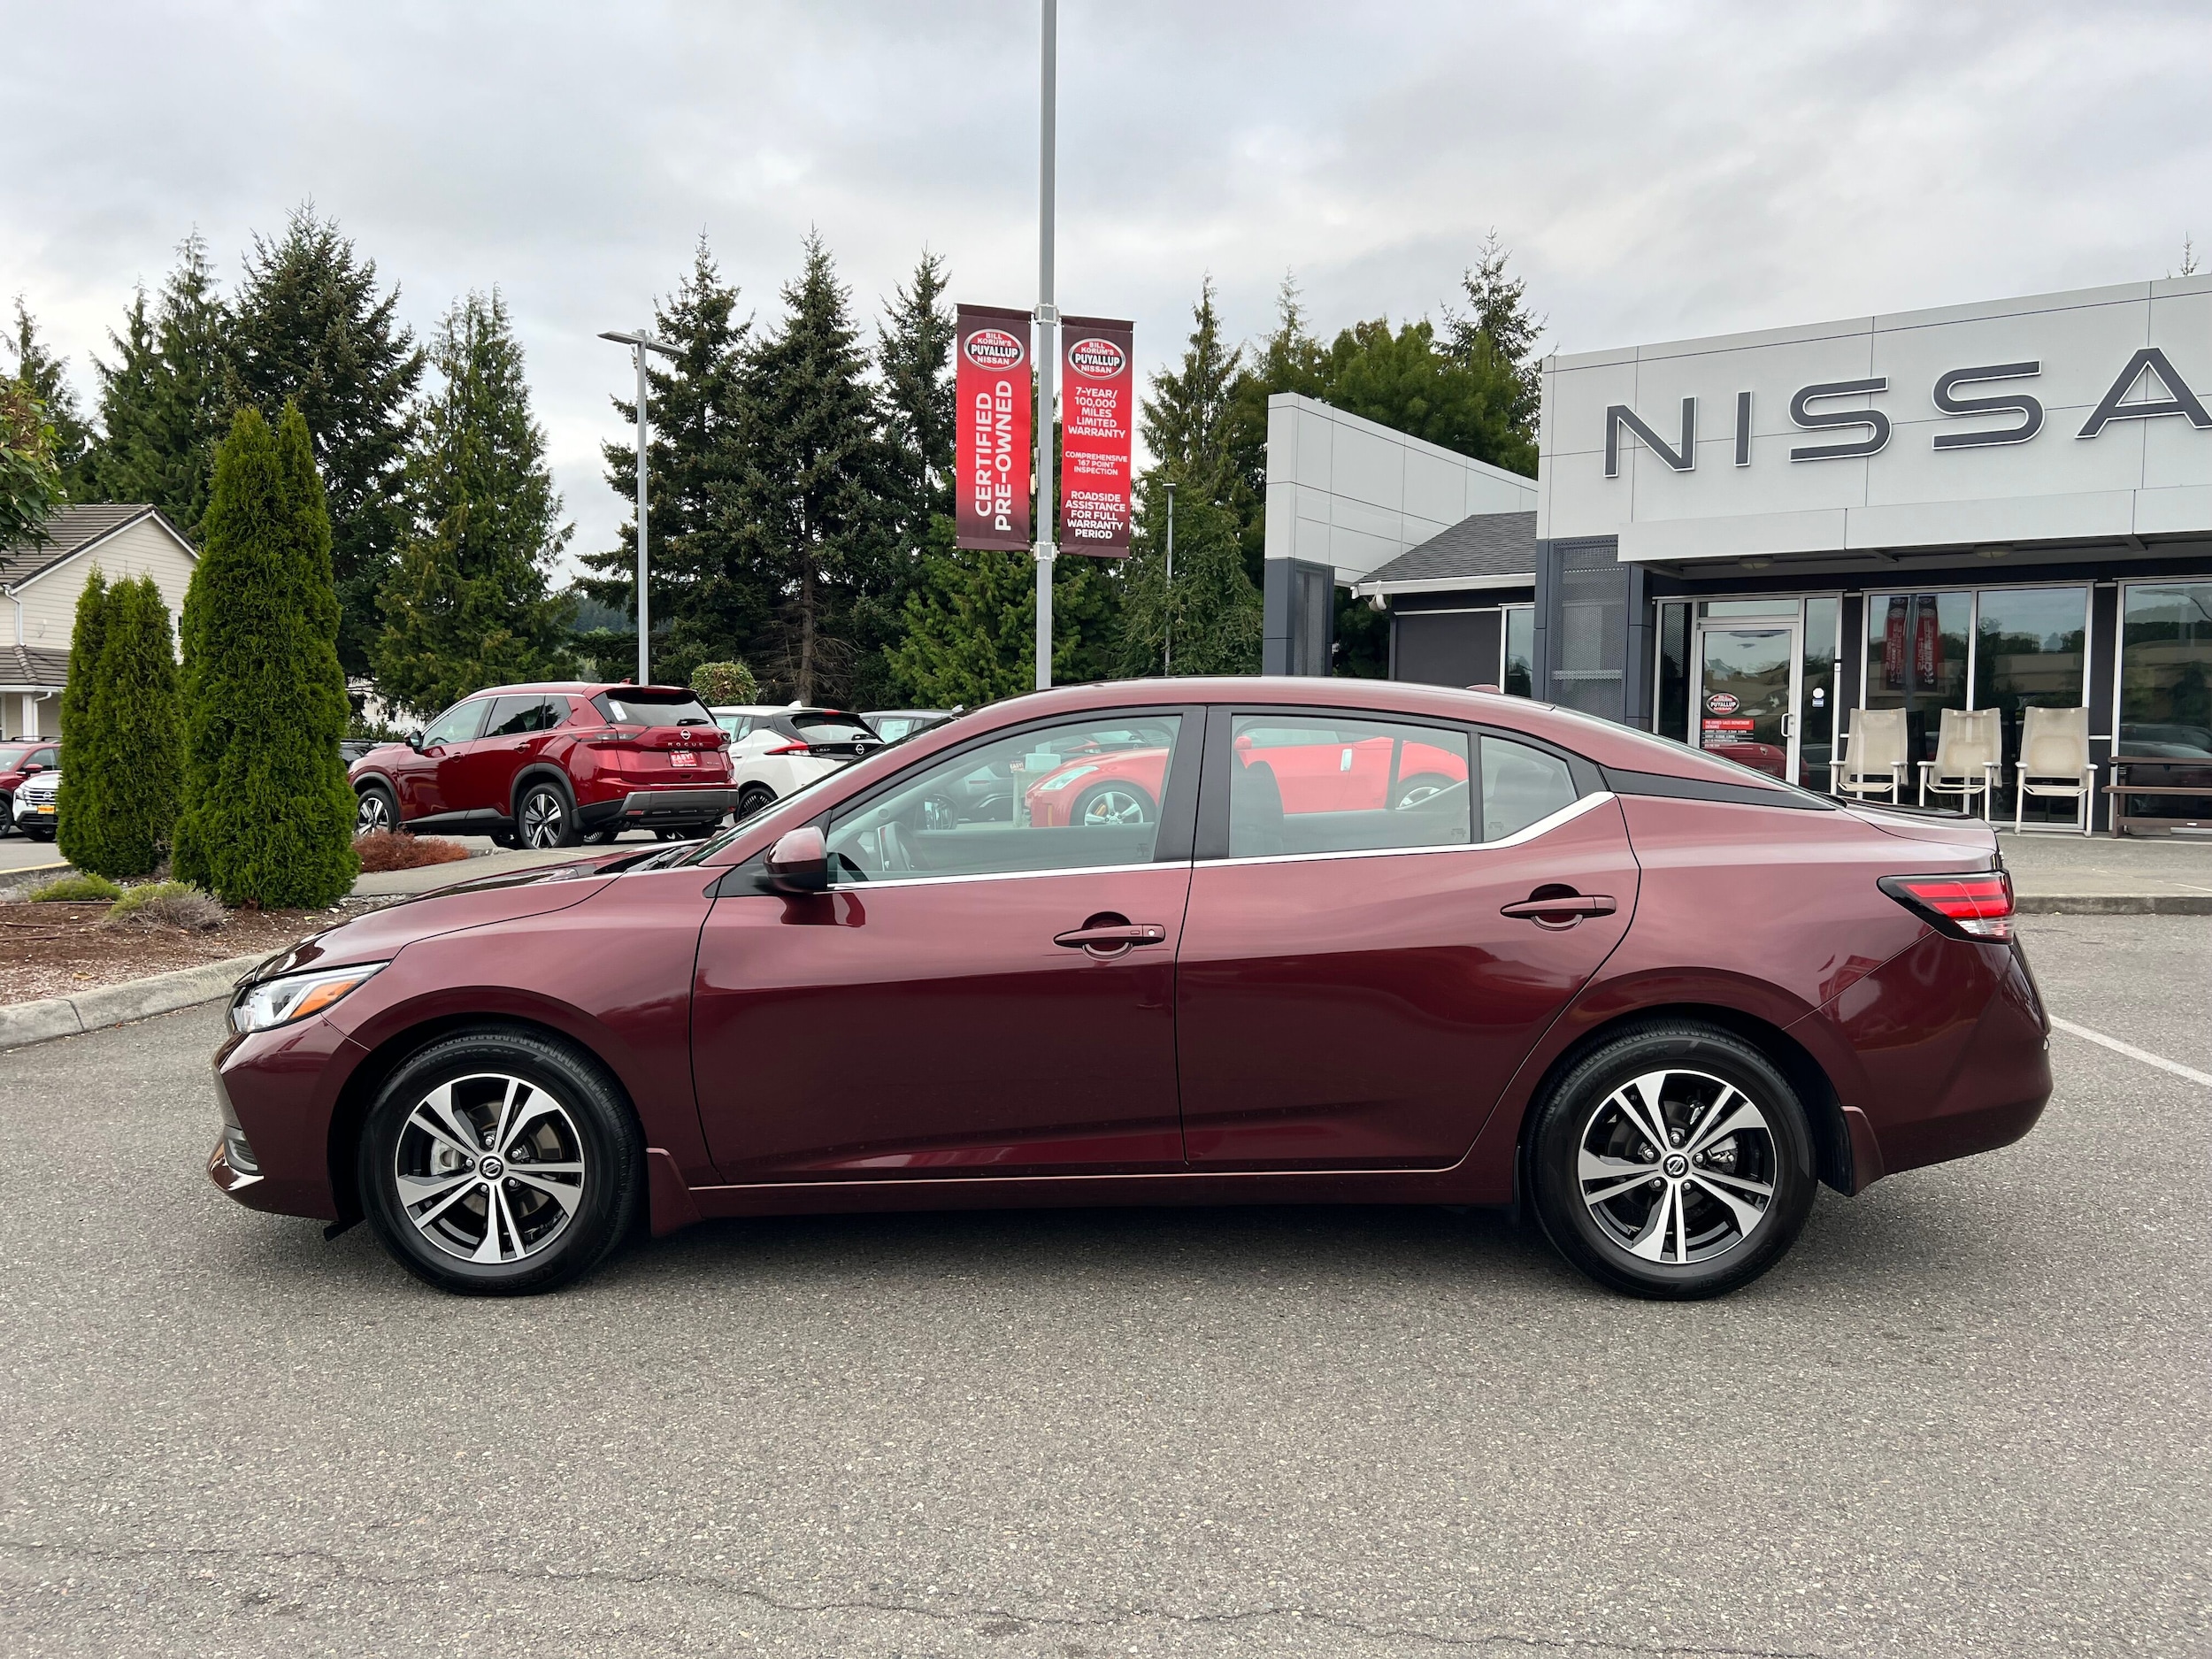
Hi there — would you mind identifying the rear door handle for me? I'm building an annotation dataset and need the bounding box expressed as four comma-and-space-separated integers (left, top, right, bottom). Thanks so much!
1053, 923, 1169, 956
1501, 895, 1617, 922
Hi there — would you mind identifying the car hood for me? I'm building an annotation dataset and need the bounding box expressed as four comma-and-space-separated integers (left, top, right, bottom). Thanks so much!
239, 852, 639, 986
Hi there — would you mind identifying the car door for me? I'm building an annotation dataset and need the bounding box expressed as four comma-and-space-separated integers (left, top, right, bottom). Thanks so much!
1175, 710, 1640, 1170
690, 707, 1200, 1181
462, 695, 567, 818
395, 698, 491, 820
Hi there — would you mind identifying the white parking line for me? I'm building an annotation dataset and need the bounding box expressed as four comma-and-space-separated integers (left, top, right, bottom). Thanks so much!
2050, 1017, 2212, 1088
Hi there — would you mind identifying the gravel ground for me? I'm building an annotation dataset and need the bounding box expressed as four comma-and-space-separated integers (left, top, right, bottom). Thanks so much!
1, 915, 2205, 1657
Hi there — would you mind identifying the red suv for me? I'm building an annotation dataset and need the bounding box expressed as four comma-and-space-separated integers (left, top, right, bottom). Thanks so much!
0, 739, 59, 836
348, 684, 733, 849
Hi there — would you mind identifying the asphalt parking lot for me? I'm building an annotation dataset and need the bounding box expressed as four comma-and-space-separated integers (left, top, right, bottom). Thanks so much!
3, 916, 2206, 1657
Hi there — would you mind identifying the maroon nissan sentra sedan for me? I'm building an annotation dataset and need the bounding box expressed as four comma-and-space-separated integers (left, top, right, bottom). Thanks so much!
209, 679, 2050, 1300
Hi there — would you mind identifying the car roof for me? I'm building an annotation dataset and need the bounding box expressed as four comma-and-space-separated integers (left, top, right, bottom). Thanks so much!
466, 682, 700, 699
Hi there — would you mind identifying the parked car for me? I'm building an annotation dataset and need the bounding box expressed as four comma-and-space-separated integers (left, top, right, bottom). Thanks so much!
211, 678, 2051, 1301
0, 739, 58, 836
340, 738, 378, 765
718, 707, 885, 820
348, 682, 733, 849
860, 709, 957, 744
13, 764, 60, 841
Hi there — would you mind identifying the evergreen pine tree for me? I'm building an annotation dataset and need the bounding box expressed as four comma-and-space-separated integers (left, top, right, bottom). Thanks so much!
0, 380, 64, 547
174, 403, 359, 907
1443, 229, 1545, 440
55, 570, 113, 871
65, 576, 181, 879
580, 238, 755, 685
228, 207, 425, 680
730, 233, 898, 703
1119, 279, 1260, 677
878, 250, 957, 534
374, 290, 575, 716
86, 233, 233, 537
7, 299, 95, 496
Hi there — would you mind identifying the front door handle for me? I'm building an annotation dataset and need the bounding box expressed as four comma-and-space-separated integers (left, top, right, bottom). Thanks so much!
1054, 922, 1169, 957
1501, 894, 1617, 926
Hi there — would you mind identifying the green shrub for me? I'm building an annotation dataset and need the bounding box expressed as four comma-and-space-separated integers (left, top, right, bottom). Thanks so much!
55, 568, 112, 872
63, 573, 182, 879
172, 403, 360, 908
690, 660, 757, 706
27, 872, 125, 902
102, 879, 226, 932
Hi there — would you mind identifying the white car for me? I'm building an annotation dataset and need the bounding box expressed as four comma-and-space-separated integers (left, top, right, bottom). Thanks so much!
714, 706, 885, 820
14, 766, 60, 841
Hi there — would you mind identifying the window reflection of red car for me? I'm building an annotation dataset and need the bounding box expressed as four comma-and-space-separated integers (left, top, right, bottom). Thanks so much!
1703, 741, 1789, 780
1025, 732, 1470, 826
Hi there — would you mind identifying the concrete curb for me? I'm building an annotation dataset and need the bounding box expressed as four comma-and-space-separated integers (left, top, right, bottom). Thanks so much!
2014, 894, 2212, 915
0, 859, 73, 894
0, 951, 268, 1050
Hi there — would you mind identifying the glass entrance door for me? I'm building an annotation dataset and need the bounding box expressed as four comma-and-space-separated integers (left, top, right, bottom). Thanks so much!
1694, 625, 1800, 780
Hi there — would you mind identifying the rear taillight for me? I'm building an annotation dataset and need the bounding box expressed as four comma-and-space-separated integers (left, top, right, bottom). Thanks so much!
766, 742, 811, 756
1878, 870, 2015, 941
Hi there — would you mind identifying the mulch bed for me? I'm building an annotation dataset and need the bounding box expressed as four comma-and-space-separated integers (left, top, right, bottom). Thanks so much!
0, 898, 391, 1007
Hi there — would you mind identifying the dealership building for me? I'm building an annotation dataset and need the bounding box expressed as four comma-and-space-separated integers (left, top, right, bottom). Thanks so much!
1263, 273, 2212, 830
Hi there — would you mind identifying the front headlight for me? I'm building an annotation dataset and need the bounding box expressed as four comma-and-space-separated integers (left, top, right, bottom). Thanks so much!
1036, 765, 1098, 794
230, 962, 387, 1035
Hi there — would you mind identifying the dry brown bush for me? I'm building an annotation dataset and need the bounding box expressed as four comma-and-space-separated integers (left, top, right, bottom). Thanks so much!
352, 830, 471, 872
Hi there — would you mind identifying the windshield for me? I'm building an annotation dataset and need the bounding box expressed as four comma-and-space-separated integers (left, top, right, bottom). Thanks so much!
593, 691, 716, 727
0, 747, 29, 770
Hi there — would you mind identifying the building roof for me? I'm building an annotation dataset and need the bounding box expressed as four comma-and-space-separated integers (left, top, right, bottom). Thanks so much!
0, 644, 70, 692
0, 503, 192, 590
1353, 510, 1537, 596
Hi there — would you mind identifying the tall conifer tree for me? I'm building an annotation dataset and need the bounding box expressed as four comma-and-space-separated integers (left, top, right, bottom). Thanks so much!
174, 403, 358, 907
7, 299, 94, 496
375, 290, 574, 715
55, 571, 113, 871
64, 576, 181, 879
86, 233, 233, 538
228, 207, 424, 680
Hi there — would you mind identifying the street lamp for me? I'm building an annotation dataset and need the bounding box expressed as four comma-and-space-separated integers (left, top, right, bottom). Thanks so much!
598, 326, 682, 685
1163, 480, 1175, 677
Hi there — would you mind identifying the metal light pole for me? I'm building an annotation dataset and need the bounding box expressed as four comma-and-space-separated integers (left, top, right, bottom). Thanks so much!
1033, 0, 1057, 690
598, 326, 681, 684
1163, 480, 1176, 676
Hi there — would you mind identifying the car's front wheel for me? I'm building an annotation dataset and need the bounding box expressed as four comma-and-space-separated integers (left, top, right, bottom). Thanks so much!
355, 782, 397, 836
1071, 781, 1155, 828
735, 783, 777, 821
358, 1028, 642, 1295
1528, 1022, 1816, 1300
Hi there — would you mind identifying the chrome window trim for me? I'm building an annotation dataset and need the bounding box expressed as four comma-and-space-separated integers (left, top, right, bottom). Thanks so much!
1201, 789, 1614, 870
827, 858, 1171, 893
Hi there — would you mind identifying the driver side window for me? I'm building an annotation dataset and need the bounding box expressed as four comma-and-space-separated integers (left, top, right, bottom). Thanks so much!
826, 714, 1184, 883
420, 699, 490, 751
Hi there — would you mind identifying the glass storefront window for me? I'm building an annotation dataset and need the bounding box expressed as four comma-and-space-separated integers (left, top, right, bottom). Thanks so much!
1503, 606, 1534, 698
1863, 593, 1970, 764
2118, 582, 2212, 824
1800, 596, 1836, 790
1656, 603, 1689, 742
1974, 587, 2088, 776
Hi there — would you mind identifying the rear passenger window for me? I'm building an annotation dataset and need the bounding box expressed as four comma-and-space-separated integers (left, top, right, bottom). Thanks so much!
1481, 737, 1578, 841
1228, 715, 1471, 856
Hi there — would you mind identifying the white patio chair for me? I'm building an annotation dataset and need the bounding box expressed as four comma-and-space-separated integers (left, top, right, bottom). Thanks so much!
2014, 705, 2097, 836
1836, 707, 1909, 803
1918, 707, 2001, 821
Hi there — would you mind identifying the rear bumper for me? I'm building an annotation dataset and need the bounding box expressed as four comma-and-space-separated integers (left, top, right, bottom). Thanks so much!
578, 787, 736, 829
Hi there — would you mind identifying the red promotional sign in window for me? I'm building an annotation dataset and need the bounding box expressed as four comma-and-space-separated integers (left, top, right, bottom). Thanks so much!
955, 304, 1033, 552
1058, 314, 1133, 557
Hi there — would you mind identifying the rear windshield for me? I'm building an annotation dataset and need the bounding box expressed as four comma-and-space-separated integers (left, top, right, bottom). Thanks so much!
592, 691, 717, 728
790, 712, 879, 744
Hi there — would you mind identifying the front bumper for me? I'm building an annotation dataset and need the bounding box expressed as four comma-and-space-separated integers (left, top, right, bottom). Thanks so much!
577, 786, 736, 830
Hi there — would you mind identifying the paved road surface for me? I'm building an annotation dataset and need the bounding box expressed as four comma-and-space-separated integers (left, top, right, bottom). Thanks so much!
3, 917, 2205, 1656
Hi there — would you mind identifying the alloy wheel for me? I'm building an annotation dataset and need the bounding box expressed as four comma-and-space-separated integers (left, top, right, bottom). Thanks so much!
393, 1073, 587, 1264
1078, 787, 1150, 828
1575, 1068, 1777, 1265
520, 788, 566, 849
357, 791, 392, 834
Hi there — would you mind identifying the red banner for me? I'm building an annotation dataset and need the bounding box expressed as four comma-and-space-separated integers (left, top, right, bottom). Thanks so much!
1058, 314, 1133, 557
955, 304, 1033, 551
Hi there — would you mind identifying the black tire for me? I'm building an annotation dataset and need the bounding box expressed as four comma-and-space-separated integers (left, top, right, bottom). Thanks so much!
1069, 780, 1156, 829
488, 827, 520, 849
735, 783, 777, 822
355, 781, 398, 837
515, 780, 580, 849
358, 1027, 643, 1296
1528, 1021, 1816, 1301
24, 826, 55, 841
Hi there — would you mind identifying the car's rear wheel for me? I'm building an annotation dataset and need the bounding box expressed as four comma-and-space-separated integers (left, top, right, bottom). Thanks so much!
356, 782, 397, 836
1071, 781, 1155, 828
735, 783, 777, 821
358, 1028, 642, 1295
1528, 1022, 1816, 1300
517, 780, 580, 849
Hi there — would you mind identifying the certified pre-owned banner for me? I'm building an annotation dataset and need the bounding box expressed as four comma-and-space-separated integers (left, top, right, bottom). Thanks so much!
1059, 315, 1133, 557
955, 303, 1033, 551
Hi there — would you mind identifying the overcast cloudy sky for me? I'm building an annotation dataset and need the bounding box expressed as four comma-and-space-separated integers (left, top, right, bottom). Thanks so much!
5, 0, 2208, 569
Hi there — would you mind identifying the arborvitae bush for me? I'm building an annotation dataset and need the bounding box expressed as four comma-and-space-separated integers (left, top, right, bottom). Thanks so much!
65, 574, 184, 879
56, 569, 113, 872
173, 403, 359, 907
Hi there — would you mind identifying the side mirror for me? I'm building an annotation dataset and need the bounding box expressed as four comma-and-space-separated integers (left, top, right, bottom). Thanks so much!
764, 826, 830, 894
20, 762, 42, 774
404, 731, 425, 751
